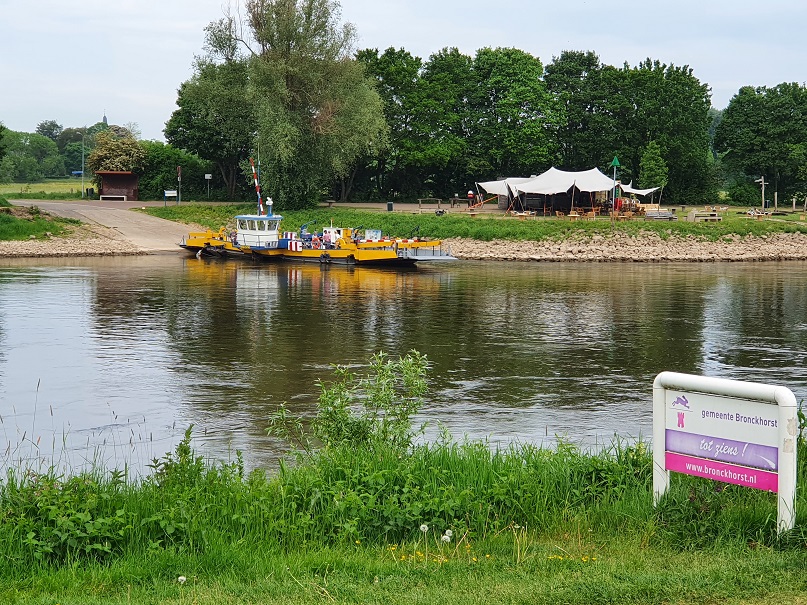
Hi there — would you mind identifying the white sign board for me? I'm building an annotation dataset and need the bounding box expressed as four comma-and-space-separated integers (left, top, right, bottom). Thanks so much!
653, 372, 798, 532
205, 174, 212, 180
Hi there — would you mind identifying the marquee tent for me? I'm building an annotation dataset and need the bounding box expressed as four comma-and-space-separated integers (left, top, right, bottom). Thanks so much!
476, 177, 534, 197
620, 181, 659, 196
516, 167, 615, 195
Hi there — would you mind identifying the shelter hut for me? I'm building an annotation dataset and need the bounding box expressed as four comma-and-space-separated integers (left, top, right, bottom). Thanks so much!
96, 170, 139, 201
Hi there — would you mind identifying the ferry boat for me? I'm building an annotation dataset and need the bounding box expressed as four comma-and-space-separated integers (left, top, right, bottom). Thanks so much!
179, 226, 245, 258
180, 160, 455, 265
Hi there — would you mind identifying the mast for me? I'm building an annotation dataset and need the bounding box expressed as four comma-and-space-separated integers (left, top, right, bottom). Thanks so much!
250, 157, 264, 215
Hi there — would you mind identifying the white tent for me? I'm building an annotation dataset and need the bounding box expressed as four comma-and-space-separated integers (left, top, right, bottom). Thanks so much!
477, 177, 534, 197
620, 181, 659, 196
516, 167, 615, 195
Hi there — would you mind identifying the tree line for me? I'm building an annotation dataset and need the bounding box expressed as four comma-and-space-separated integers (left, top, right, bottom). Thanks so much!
3, 0, 806, 209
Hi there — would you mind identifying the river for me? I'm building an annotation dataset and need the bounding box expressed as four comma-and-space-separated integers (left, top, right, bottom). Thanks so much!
1, 255, 806, 473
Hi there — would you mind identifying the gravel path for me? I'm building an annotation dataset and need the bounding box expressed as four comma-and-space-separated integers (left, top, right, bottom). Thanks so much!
2, 199, 193, 257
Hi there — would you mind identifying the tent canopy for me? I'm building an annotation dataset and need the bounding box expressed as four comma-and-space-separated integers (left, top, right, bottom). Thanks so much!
620, 181, 659, 196
477, 177, 534, 197
516, 167, 615, 195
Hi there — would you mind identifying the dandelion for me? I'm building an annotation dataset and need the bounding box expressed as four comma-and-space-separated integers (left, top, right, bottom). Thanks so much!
177, 576, 187, 585
420, 524, 429, 533
355, 540, 361, 545
444, 529, 453, 538
441, 534, 451, 543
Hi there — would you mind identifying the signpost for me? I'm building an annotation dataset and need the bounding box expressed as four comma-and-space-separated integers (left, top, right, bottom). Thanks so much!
653, 372, 798, 533
205, 173, 212, 198
177, 166, 182, 205
610, 156, 620, 218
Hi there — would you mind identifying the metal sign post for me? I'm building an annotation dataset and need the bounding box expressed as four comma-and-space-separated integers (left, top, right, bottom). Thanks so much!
177, 166, 182, 205
205, 173, 212, 198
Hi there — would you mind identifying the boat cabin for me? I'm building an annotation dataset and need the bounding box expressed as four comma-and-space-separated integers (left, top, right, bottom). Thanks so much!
235, 214, 282, 249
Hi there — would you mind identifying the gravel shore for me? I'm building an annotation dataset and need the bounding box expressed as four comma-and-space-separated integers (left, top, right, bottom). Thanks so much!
444, 231, 807, 262
3, 227, 807, 261
0, 224, 143, 258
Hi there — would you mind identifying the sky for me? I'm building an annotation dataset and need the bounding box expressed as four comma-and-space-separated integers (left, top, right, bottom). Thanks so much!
1, 0, 805, 142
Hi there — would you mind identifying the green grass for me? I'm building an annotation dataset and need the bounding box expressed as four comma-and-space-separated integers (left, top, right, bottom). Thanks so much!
1, 434, 806, 604
0, 178, 87, 199
142, 204, 807, 242
0, 198, 74, 240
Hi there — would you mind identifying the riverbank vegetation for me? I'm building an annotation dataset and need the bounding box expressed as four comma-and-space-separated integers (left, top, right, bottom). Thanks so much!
2, 352, 806, 603
5, 5, 807, 211
143, 203, 807, 242
0, 196, 75, 240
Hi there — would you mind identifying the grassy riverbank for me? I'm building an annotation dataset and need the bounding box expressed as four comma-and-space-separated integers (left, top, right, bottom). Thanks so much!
2, 353, 806, 603
0, 196, 75, 240
143, 203, 807, 242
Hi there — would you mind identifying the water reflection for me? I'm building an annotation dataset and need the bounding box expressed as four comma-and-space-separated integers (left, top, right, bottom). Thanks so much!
1, 256, 806, 473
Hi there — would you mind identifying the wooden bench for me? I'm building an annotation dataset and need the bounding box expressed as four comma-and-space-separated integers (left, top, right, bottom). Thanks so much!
99, 195, 127, 201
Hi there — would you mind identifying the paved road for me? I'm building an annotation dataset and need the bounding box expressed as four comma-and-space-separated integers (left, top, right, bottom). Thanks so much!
9, 199, 192, 252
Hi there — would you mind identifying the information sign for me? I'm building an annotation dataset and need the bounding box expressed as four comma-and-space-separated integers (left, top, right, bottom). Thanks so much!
653, 372, 797, 532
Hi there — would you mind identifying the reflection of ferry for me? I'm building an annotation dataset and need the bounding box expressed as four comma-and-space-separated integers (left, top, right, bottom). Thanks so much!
181, 208, 456, 266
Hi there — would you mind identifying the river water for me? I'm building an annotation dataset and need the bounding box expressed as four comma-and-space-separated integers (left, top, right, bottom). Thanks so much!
1, 255, 806, 473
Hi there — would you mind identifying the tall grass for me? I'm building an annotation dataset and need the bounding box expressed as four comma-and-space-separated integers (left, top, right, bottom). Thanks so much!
2, 352, 805, 581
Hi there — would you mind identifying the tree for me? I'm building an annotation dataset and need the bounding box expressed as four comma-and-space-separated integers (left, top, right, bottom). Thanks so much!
0, 130, 64, 181
139, 141, 220, 200
544, 50, 613, 170
638, 140, 668, 203
715, 83, 807, 201
356, 47, 422, 199
165, 57, 255, 199
36, 120, 63, 142
469, 47, 561, 179
0, 123, 8, 165
207, 0, 386, 209
86, 130, 146, 181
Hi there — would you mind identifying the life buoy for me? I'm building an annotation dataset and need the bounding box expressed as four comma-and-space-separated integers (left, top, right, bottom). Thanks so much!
312, 236, 321, 249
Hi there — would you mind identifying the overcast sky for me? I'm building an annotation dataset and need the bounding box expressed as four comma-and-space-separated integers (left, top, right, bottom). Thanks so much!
1, 0, 805, 141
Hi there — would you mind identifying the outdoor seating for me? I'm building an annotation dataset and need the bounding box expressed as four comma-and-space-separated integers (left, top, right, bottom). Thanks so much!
555, 211, 565, 218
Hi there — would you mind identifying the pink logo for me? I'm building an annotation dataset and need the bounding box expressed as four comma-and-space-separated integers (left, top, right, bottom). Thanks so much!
677, 412, 685, 428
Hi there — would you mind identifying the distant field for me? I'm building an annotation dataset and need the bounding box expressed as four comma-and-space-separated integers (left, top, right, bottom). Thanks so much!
0, 178, 85, 196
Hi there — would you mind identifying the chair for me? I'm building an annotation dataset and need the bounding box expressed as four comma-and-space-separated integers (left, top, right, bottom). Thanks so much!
555, 211, 565, 218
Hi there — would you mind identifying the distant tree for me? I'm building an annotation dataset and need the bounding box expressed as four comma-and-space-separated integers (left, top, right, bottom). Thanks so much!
205, 0, 386, 208
56, 127, 87, 153
36, 119, 63, 142
86, 130, 146, 180
715, 83, 807, 201
0, 130, 64, 180
638, 140, 668, 203
123, 122, 142, 140
165, 57, 255, 199
0, 123, 8, 164
139, 141, 220, 200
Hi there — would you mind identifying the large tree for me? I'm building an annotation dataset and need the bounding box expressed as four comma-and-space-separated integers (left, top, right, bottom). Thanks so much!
715, 83, 807, 201
469, 47, 561, 179
86, 130, 146, 179
165, 56, 255, 199
356, 47, 422, 199
206, 0, 386, 209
